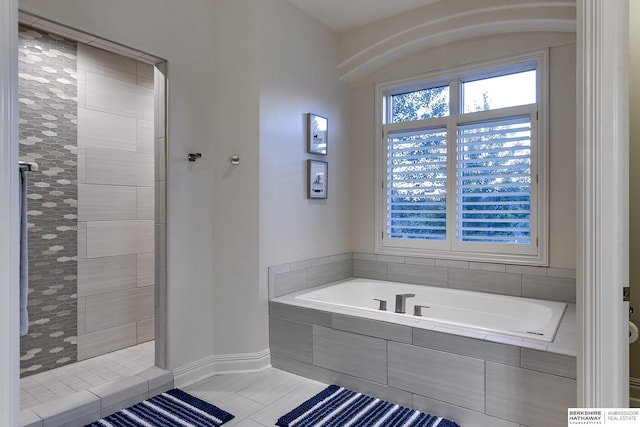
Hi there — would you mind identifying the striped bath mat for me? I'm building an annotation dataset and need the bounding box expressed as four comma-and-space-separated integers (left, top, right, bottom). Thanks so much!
276, 385, 461, 427
86, 388, 234, 427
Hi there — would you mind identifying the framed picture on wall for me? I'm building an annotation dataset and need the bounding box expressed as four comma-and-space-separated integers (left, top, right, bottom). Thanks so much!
308, 159, 328, 199
308, 113, 328, 155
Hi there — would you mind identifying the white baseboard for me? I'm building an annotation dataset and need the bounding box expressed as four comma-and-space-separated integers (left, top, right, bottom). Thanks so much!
173, 349, 271, 388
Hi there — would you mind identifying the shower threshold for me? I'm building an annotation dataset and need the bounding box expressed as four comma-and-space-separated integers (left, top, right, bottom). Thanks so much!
20, 341, 155, 410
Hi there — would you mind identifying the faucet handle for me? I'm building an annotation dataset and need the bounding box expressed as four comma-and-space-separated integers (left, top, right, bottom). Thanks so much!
373, 298, 387, 311
413, 305, 430, 316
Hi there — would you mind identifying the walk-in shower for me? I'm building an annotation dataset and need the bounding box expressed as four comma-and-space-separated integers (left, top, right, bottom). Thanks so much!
18, 24, 156, 378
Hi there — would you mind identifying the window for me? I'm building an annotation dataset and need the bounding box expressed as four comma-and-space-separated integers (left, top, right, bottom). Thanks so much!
387, 126, 448, 241
376, 52, 547, 264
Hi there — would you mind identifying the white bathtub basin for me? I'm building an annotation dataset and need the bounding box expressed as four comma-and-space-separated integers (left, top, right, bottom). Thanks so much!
287, 278, 566, 342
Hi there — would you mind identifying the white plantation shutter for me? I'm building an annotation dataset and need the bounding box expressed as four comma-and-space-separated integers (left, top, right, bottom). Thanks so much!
456, 115, 532, 244
377, 52, 546, 264
386, 127, 448, 241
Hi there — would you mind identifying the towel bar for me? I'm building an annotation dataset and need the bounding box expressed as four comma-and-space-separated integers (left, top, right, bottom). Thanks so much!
18, 161, 38, 171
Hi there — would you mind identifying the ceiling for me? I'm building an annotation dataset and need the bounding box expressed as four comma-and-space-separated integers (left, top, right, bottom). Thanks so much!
287, 0, 441, 32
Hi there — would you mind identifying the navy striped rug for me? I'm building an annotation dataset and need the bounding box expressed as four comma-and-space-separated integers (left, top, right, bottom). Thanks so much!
276, 385, 461, 427
86, 388, 234, 427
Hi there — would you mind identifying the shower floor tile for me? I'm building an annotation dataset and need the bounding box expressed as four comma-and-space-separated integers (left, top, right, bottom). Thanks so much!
20, 341, 154, 410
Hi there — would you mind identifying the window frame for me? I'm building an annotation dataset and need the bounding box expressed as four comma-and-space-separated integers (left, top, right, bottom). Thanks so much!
374, 51, 549, 265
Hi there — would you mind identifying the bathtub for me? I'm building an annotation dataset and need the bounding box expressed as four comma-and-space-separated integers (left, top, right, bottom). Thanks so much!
285, 278, 566, 342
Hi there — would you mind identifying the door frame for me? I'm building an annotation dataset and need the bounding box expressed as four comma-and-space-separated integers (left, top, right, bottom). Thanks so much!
576, 0, 630, 407
0, 0, 20, 424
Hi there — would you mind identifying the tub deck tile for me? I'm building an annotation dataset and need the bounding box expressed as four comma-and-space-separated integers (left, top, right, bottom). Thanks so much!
522, 339, 549, 351
483, 333, 526, 347
352, 252, 378, 261
307, 260, 352, 288
269, 317, 313, 364
353, 259, 388, 280
431, 325, 487, 340
269, 302, 331, 327
545, 346, 577, 358
273, 269, 308, 299
522, 275, 576, 303
521, 348, 577, 379
332, 313, 412, 344
448, 269, 522, 296
486, 361, 576, 426
387, 263, 448, 288
388, 342, 485, 412
413, 329, 521, 366
313, 326, 388, 385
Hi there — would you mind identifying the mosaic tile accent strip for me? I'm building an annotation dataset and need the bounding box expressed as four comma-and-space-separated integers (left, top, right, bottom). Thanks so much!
19, 25, 78, 377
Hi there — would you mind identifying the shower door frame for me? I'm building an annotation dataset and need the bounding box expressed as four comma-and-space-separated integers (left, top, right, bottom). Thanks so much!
15, 15, 168, 371
0, 0, 20, 424
0, 11, 169, 422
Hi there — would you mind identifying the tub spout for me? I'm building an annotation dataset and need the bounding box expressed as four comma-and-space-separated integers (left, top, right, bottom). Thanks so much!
395, 293, 415, 314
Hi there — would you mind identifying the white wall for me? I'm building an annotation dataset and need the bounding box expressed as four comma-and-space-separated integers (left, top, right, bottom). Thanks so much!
548, 42, 577, 269
207, 0, 352, 356
209, 0, 262, 356
257, 0, 351, 342
349, 32, 577, 269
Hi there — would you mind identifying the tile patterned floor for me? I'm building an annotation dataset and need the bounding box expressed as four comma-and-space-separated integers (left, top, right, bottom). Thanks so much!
20, 341, 154, 410
185, 368, 328, 427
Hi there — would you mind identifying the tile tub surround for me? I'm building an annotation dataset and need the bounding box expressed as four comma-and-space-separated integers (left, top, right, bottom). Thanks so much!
268, 254, 577, 425
269, 297, 577, 427
269, 252, 576, 303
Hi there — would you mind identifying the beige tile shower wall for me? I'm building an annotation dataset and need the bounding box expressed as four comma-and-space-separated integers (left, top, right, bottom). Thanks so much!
77, 44, 155, 360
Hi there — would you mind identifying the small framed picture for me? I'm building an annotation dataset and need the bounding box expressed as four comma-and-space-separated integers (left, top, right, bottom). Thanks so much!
307, 160, 328, 199
308, 113, 328, 155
